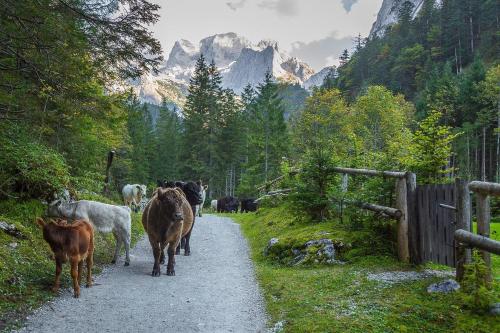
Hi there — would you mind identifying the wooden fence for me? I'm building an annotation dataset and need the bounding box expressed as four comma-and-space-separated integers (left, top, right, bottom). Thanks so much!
257, 168, 500, 281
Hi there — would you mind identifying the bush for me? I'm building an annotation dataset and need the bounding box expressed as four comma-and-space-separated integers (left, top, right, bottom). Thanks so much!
459, 251, 495, 313
0, 122, 70, 200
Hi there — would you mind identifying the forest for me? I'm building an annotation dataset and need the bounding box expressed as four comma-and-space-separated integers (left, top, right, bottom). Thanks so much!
0, 1, 499, 331
1, 0, 498, 205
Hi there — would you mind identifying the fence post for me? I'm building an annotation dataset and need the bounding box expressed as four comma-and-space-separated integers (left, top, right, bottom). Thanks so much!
455, 178, 471, 281
396, 175, 410, 263
476, 192, 492, 286
405, 172, 418, 264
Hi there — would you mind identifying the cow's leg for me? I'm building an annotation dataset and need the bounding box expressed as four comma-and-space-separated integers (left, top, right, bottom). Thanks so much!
160, 249, 166, 264
148, 234, 161, 277
123, 232, 131, 266
77, 260, 83, 285
183, 224, 194, 256
53, 258, 62, 293
166, 244, 176, 276
86, 251, 93, 288
111, 230, 122, 264
175, 237, 185, 255
70, 259, 80, 298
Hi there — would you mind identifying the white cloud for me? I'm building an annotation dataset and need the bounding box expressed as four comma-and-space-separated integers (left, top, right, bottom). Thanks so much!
291, 32, 354, 70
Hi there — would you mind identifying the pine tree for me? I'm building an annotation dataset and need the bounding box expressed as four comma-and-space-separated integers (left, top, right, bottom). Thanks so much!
243, 72, 289, 190
339, 49, 350, 67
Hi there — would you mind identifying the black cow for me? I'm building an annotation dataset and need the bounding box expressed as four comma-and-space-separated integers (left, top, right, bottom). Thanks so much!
163, 180, 202, 256
217, 196, 239, 213
240, 198, 258, 213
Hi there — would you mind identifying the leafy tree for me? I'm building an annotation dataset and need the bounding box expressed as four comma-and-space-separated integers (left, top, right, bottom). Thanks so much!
406, 111, 461, 183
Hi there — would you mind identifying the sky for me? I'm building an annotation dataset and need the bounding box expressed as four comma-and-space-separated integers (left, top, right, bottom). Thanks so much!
150, 0, 383, 71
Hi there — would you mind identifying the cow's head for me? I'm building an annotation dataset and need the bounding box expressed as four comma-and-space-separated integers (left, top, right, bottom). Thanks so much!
157, 188, 184, 222
136, 184, 147, 197
166, 181, 202, 206
46, 199, 63, 217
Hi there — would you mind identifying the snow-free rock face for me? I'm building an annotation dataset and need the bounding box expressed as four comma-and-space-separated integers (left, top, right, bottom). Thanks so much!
223, 43, 292, 93
370, 0, 440, 37
303, 66, 336, 91
200, 32, 252, 68
165, 39, 199, 69
130, 32, 332, 104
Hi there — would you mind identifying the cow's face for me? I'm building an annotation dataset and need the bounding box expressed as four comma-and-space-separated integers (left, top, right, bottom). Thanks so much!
46, 199, 62, 217
157, 188, 184, 222
139, 185, 147, 196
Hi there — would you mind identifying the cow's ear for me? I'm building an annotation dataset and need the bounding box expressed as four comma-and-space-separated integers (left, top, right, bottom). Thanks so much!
136, 185, 141, 190
36, 218, 46, 228
203, 185, 208, 190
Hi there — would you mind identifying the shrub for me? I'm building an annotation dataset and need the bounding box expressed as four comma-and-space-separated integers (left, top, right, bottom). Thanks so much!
0, 122, 70, 200
459, 251, 495, 313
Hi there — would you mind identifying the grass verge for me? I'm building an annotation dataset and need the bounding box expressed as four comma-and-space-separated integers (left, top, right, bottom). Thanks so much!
229, 206, 500, 333
0, 197, 144, 331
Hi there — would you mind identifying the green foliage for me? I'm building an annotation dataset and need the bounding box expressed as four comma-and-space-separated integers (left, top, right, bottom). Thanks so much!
405, 111, 461, 183
0, 122, 70, 200
459, 252, 495, 313
230, 207, 499, 333
335, 0, 499, 182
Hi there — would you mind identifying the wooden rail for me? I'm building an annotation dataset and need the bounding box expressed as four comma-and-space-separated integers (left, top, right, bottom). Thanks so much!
455, 229, 500, 255
455, 180, 499, 286
331, 167, 414, 263
330, 167, 407, 179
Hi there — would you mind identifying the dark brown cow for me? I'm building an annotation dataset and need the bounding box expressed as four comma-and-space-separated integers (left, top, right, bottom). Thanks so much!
142, 187, 194, 276
36, 218, 94, 298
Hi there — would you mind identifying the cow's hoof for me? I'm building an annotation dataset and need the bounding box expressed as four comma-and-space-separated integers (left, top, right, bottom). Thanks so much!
166, 269, 175, 276
85, 283, 92, 288
184, 251, 191, 256
52, 287, 59, 293
124, 262, 130, 267
152, 267, 161, 277
73, 292, 80, 298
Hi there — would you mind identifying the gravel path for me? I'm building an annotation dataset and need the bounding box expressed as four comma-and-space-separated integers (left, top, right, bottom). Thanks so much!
17, 215, 267, 333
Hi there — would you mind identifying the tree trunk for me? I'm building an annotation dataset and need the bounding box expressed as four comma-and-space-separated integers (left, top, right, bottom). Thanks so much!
482, 126, 486, 181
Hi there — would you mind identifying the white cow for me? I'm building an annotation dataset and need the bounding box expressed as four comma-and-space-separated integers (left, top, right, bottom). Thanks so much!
47, 200, 132, 266
195, 185, 208, 217
211, 199, 218, 212
122, 184, 147, 212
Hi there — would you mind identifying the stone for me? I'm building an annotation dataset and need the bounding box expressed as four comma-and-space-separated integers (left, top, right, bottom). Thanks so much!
427, 279, 460, 293
9, 242, 18, 249
0, 221, 26, 239
490, 303, 500, 316
264, 238, 279, 256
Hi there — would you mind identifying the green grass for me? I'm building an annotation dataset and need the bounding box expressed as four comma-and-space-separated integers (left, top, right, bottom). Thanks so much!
228, 206, 500, 333
0, 198, 144, 331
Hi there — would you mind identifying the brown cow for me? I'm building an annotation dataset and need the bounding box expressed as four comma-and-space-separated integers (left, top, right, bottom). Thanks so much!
142, 187, 193, 276
36, 218, 94, 298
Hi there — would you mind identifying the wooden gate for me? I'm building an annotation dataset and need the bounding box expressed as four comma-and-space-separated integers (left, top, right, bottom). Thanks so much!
414, 184, 456, 267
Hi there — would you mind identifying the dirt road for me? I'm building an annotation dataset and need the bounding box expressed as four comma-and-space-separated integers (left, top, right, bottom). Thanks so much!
17, 215, 267, 333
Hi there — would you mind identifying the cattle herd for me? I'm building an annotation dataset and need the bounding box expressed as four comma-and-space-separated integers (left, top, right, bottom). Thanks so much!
37, 180, 258, 298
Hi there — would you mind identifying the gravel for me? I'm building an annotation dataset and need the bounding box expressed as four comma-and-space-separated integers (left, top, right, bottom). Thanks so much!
366, 269, 455, 285
16, 215, 267, 333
